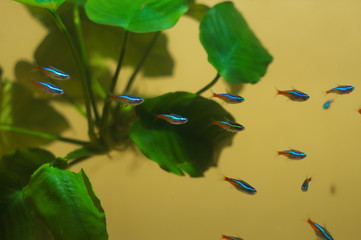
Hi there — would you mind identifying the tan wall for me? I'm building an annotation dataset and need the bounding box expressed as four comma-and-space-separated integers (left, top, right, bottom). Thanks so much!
1, 0, 361, 239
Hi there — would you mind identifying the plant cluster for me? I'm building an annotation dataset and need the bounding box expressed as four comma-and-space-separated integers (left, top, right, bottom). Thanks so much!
0, 0, 272, 239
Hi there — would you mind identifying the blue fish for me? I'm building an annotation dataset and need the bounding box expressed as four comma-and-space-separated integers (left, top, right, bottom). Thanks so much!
222, 235, 243, 240
38, 66, 70, 80
276, 89, 310, 102
326, 85, 354, 94
301, 177, 312, 192
32, 81, 64, 95
307, 218, 334, 240
156, 114, 188, 125
212, 93, 245, 104
278, 149, 306, 160
111, 94, 144, 105
323, 100, 333, 109
212, 120, 245, 132
224, 177, 257, 195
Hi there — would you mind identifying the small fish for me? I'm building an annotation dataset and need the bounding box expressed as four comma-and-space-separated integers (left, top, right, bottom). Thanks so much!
37, 66, 70, 80
156, 114, 188, 125
212, 93, 245, 104
111, 94, 144, 105
301, 177, 312, 192
32, 81, 64, 95
278, 149, 306, 160
276, 89, 310, 102
221, 235, 243, 240
224, 177, 257, 195
212, 120, 245, 132
307, 218, 334, 240
326, 85, 354, 94
323, 100, 333, 109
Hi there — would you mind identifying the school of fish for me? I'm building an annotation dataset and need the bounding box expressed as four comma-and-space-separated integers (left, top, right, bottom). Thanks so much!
35, 67, 354, 239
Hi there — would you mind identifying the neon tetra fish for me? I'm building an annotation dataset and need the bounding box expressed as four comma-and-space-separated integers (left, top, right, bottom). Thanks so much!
156, 114, 188, 125
323, 100, 333, 109
212, 120, 245, 132
221, 235, 243, 240
307, 218, 334, 240
224, 177, 257, 195
326, 85, 354, 94
278, 149, 306, 160
301, 177, 312, 192
276, 89, 310, 102
212, 93, 244, 104
111, 94, 144, 105
37, 66, 70, 80
32, 81, 64, 95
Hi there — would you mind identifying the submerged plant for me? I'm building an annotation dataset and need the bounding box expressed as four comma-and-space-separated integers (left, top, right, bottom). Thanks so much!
0, 0, 272, 239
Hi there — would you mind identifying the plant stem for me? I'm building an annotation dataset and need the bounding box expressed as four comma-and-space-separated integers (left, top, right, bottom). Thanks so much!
73, 6, 100, 124
68, 155, 90, 167
49, 10, 97, 142
0, 125, 89, 146
100, 30, 129, 132
124, 31, 160, 93
196, 72, 221, 95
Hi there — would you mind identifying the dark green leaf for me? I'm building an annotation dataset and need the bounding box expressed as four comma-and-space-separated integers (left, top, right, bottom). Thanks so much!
185, 3, 210, 21
23, 163, 108, 240
0, 185, 34, 240
130, 91, 236, 177
200, 1, 273, 84
0, 148, 55, 240
85, 0, 190, 33
0, 80, 70, 156
12, 0, 65, 11
0, 148, 55, 186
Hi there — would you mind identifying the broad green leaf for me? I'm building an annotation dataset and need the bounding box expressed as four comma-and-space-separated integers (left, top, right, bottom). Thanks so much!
185, 3, 210, 22
0, 148, 55, 240
23, 163, 108, 240
200, 1, 273, 84
12, 0, 65, 11
130, 91, 236, 177
0, 80, 69, 155
0, 148, 55, 186
85, 0, 190, 33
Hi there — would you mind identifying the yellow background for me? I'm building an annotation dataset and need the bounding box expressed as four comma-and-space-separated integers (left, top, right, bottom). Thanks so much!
1, 0, 361, 239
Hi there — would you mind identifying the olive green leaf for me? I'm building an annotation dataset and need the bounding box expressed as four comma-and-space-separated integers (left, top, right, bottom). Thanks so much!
12, 0, 66, 11
200, 1, 273, 84
130, 91, 236, 177
0, 148, 56, 240
0, 80, 69, 155
23, 163, 108, 240
85, 0, 190, 33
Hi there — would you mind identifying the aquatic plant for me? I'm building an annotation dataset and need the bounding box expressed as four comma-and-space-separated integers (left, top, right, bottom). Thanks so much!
0, 0, 272, 239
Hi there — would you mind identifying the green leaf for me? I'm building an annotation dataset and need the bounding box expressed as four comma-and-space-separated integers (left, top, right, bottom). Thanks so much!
12, 0, 66, 11
23, 163, 108, 240
200, 1, 273, 84
0, 148, 56, 240
85, 0, 190, 33
130, 91, 236, 177
0, 148, 55, 186
0, 80, 70, 155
